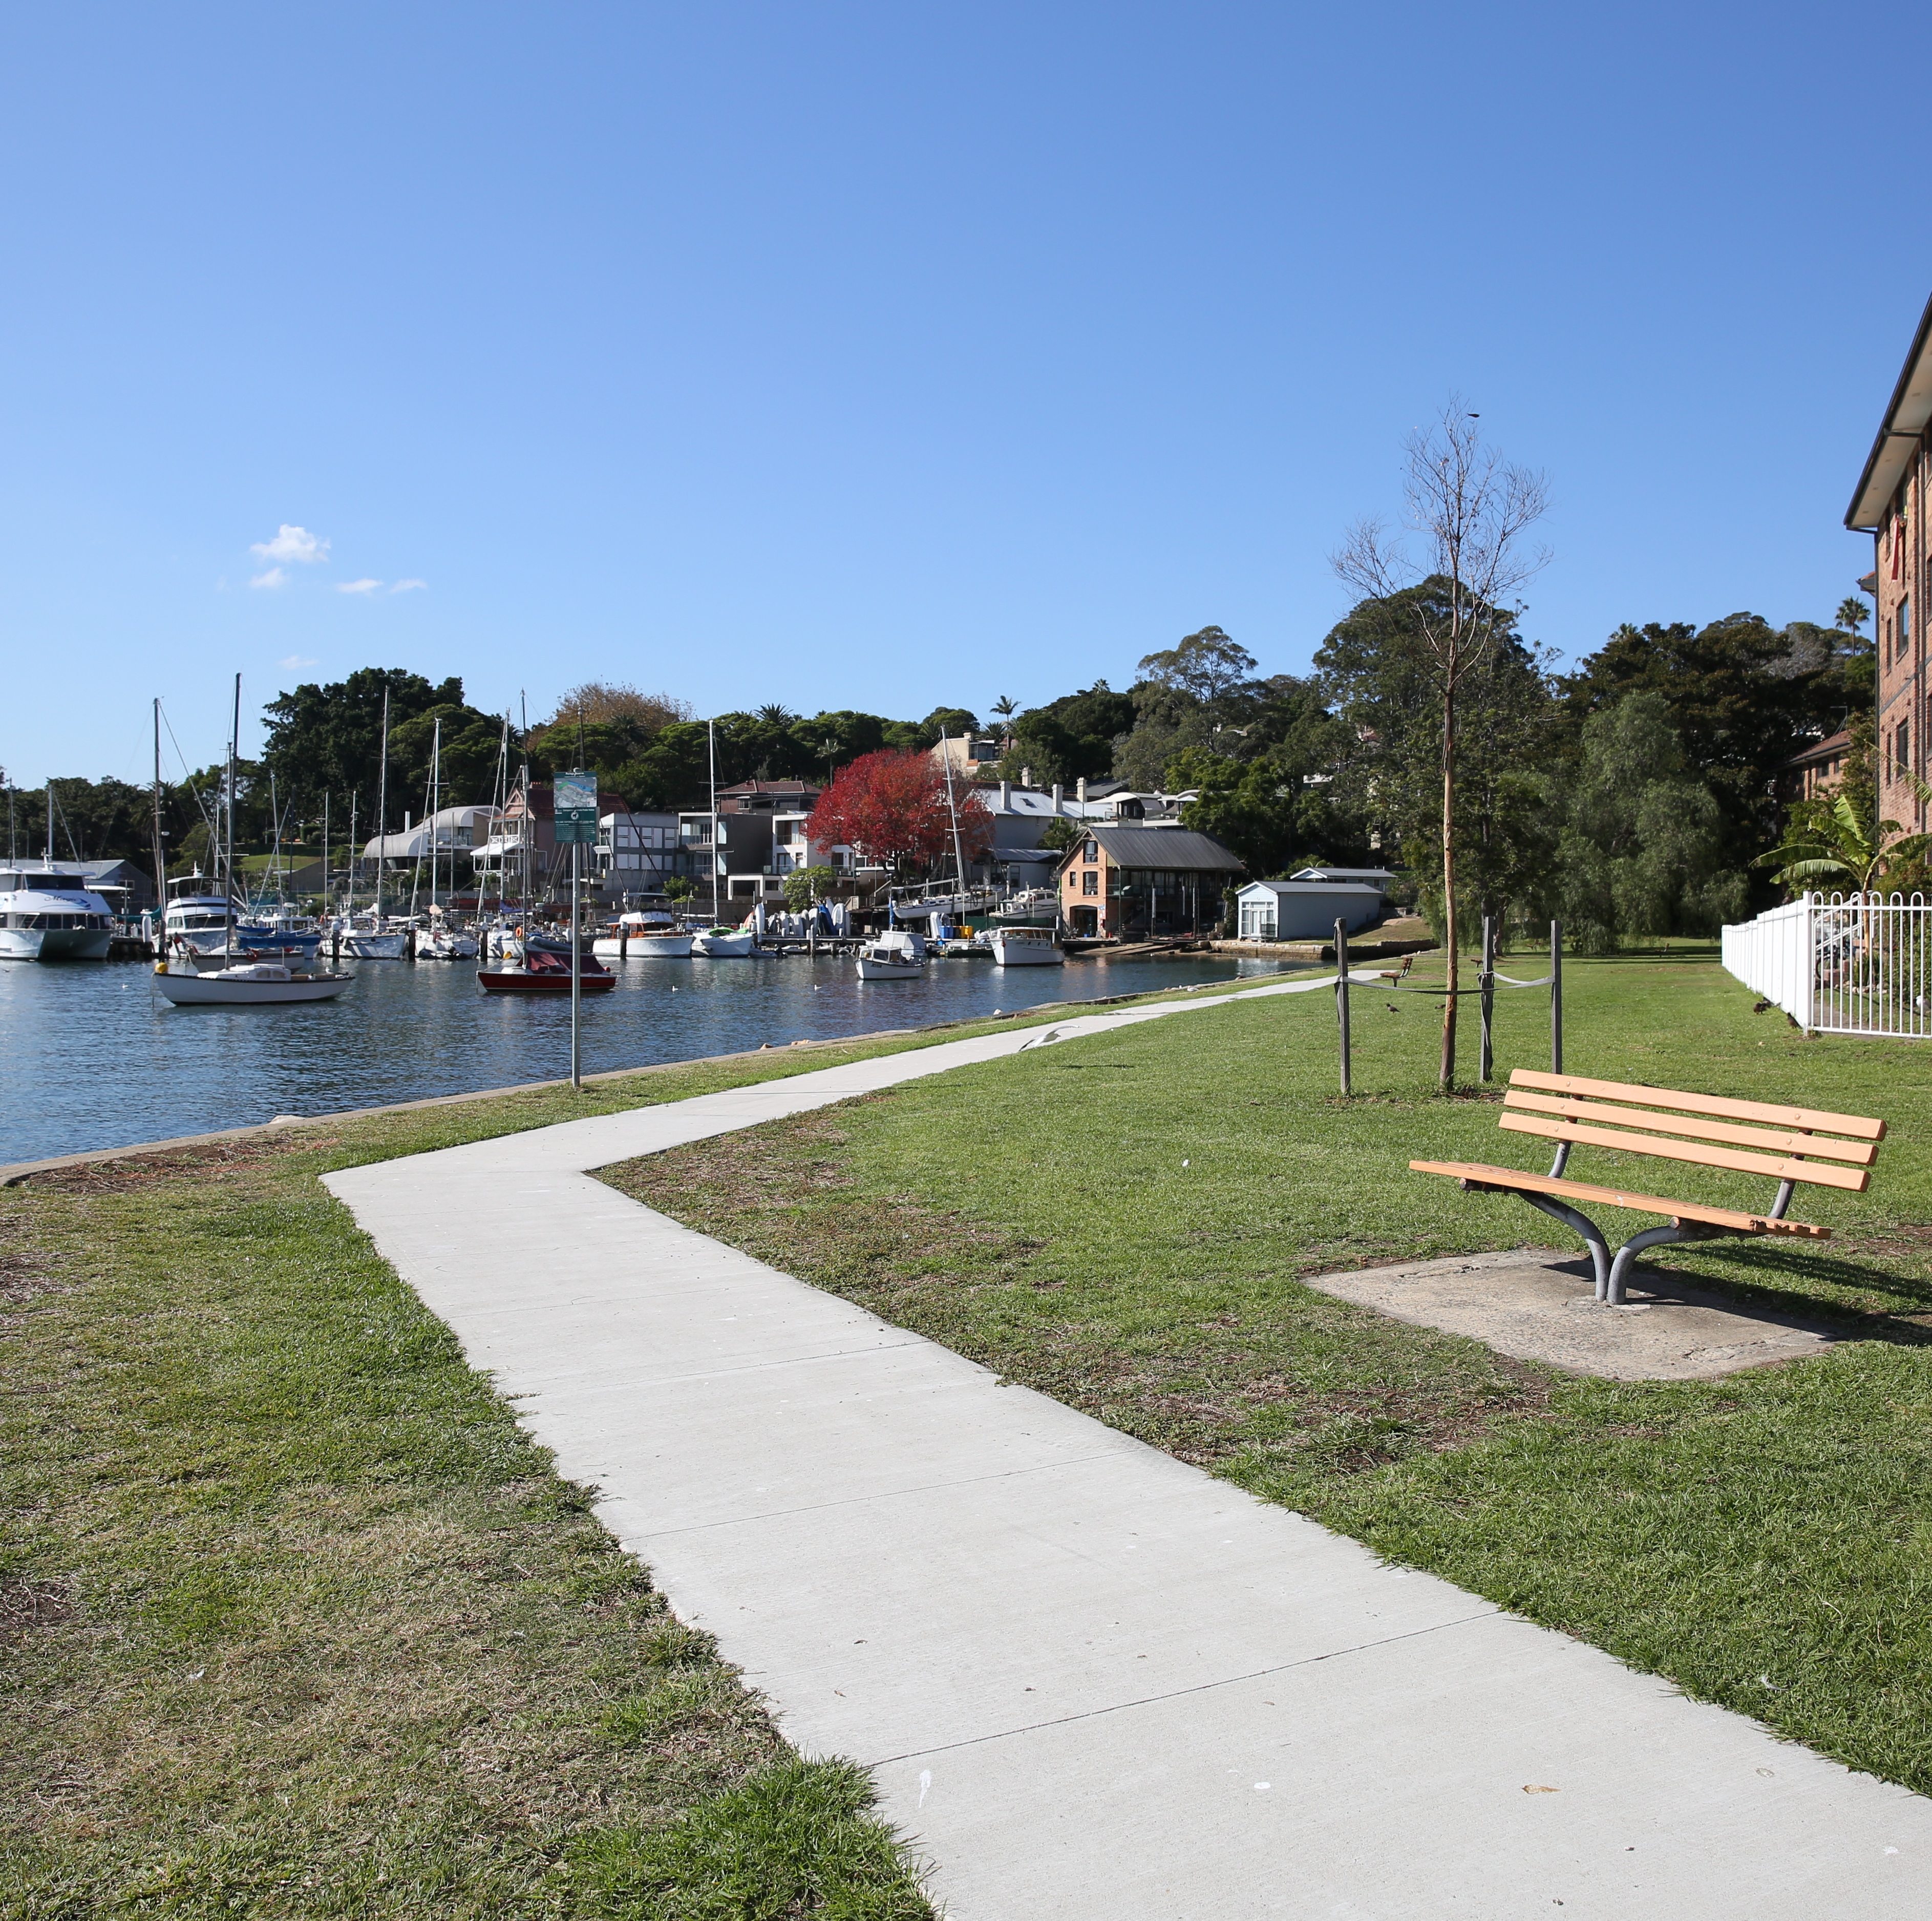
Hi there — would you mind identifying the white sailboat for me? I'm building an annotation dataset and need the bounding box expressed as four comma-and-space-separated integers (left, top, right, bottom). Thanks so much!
341, 688, 409, 957
156, 676, 352, 1005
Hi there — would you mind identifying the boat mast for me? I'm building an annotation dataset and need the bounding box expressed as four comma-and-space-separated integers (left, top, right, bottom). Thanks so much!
45, 777, 54, 867
939, 726, 966, 913
431, 717, 441, 915
708, 717, 719, 924
225, 671, 240, 958
346, 793, 356, 921
322, 792, 329, 915
151, 699, 166, 908
375, 686, 391, 922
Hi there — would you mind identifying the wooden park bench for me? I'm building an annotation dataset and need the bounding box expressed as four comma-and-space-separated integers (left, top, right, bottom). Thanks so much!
1411, 1069, 1886, 1305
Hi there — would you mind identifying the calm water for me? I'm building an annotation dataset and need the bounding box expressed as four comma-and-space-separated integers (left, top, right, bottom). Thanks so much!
2, 949, 1301, 1165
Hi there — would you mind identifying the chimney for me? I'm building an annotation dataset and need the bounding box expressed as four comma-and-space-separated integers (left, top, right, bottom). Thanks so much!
1052, 784, 1064, 814
1076, 776, 1087, 806
999, 780, 1010, 809
1022, 766, 1032, 789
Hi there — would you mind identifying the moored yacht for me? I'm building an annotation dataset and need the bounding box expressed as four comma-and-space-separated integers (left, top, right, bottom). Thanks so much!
0, 866, 115, 961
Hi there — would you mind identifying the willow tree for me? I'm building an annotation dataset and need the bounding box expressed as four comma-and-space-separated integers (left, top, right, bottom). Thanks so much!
1332, 402, 1549, 1091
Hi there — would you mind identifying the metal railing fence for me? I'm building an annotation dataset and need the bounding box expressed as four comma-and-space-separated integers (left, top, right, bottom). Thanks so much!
1722, 892, 1932, 1037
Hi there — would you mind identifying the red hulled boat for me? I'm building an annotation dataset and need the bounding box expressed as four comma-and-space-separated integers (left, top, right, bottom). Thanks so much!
478, 944, 616, 994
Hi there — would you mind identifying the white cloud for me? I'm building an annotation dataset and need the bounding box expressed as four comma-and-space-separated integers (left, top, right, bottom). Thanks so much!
280, 654, 319, 669
389, 578, 427, 594
337, 578, 383, 595
250, 566, 288, 589
250, 524, 330, 565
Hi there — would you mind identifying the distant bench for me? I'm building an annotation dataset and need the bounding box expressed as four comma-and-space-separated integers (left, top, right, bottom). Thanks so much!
1411, 1069, 1886, 1305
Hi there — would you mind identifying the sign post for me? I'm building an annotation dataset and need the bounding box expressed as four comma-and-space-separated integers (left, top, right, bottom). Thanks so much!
554, 771, 599, 1090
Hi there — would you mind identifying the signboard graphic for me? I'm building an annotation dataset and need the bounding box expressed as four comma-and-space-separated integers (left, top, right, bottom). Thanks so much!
554, 769, 599, 845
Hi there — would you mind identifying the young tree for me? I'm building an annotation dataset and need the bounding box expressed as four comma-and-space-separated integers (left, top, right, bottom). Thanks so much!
807, 749, 992, 875
1332, 402, 1549, 1090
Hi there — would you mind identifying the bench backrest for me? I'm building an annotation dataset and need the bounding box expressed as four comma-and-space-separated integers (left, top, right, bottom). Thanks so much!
1501, 1069, 1885, 1194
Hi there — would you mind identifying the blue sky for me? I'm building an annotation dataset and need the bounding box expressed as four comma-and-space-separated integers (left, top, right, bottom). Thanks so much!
1, 2, 1923, 785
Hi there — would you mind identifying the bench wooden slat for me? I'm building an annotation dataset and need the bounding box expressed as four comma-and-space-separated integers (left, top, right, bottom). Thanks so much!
1502, 1089, 1879, 1166
1508, 1069, 1885, 1142
1409, 1160, 1832, 1236
1497, 1112, 1872, 1191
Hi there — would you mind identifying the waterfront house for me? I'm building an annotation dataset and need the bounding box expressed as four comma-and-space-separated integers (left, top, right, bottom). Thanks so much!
1846, 288, 1932, 830
1056, 826, 1244, 938
678, 778, 835, 911
1782, 729, 1853, 805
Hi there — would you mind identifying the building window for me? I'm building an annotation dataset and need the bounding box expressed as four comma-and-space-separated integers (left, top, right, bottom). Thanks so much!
1082, 839, 1098, 863
1082, 870, 1098, 896
1897, 722, 1912, 778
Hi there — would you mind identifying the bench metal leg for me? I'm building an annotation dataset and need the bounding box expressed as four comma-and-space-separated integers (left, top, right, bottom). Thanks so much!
1602, 1223, 1740, 1304
1515, 1192, 1611, 1299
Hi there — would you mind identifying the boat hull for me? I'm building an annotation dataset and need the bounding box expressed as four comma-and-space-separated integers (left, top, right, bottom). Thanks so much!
341, 932, 410, 959
478, 968, 617, 994
691, 932, 757, 957
593, 933, 694, 958
155, 967, 352, 1005
0, 925, 113, 961
855, 957, 923, 979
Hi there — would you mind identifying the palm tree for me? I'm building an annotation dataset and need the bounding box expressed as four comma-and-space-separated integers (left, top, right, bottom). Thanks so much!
756, 703, 798, 726
1755, 770, 1932, 896
1836, 596, 1870, 639
990, 695, 1018, 723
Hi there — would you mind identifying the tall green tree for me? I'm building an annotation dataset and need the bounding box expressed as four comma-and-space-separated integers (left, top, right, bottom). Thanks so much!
261, 669, 495, 812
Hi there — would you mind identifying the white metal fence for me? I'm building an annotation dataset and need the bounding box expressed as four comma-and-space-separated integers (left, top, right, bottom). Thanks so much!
1722, 893, 1932, 1037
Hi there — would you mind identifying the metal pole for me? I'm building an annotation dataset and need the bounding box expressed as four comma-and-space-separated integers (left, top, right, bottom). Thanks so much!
570, 839, 582, 1090
1335, 917, 1351, 1096
1479, 912, 1495, 1082
1550, 919, 1563, 1075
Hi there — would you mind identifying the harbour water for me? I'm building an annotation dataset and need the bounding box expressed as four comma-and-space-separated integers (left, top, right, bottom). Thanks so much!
2, 950, 1301, 1167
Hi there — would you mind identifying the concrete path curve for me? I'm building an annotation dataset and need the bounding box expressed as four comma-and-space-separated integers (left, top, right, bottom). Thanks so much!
323, 983, 1932, 1918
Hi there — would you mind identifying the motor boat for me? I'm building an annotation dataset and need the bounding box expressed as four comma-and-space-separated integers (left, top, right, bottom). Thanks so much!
691, 923, 758, 957
339, 916, 410, 959
593, 911, 693, 959
855, 929, 925, 979
153, 957, 352, 1005
478, 944, 616, 994
0, 867, 115, 961
993, 888, 1060, 925
164, 884, 239, 957
989, 926, 1064, 966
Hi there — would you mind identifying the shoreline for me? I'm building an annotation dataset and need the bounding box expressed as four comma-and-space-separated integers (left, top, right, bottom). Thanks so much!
0, 967, 1300, 1187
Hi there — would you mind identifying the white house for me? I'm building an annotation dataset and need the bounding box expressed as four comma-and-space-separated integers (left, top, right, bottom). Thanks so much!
1235, 879, 1387, 942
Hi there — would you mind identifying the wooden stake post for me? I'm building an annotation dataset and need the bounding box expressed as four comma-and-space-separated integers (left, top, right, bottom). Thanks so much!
1336, 918, 1351, 1096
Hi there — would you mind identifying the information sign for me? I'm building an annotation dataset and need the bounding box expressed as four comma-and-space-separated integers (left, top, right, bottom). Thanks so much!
554, 769, 599, 845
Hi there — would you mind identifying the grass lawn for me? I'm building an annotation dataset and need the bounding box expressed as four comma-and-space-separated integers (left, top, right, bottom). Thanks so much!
603, 948, 1932, 1798
0, 1023, 1052, 1921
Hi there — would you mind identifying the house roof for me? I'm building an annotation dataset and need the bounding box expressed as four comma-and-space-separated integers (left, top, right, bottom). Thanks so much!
1063, 827, 1245, 872
1783, 728, 1852, 770
1848, 288, 1932, 531
1239, 878, 1385, 899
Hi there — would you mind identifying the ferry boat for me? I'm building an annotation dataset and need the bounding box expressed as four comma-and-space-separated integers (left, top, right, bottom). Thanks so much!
0, 866, 115, 961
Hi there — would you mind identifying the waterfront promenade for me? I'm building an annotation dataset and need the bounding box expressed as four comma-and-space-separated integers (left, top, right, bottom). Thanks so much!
325, 981, 1932, 1918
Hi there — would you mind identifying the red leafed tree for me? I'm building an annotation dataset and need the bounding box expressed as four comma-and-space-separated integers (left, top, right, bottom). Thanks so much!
809, 749, 993, 874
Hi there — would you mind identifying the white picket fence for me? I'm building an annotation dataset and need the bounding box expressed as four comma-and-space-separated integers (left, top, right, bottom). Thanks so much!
1722, 893, 1932, 1037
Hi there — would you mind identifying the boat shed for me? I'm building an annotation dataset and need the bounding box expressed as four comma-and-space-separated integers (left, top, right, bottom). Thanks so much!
1236, 879, 1387, 942
1057, 826, 1244, 938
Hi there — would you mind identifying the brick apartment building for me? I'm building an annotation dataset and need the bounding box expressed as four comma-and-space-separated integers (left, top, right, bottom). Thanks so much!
1847, 290, 1932, 830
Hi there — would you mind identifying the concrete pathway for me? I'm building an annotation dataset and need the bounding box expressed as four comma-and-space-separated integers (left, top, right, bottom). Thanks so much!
323, 984, 1932, 1918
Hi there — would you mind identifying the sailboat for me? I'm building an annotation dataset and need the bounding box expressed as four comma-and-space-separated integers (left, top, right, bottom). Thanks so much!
155, 675, 353, 1005
340, 686, 410, 958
